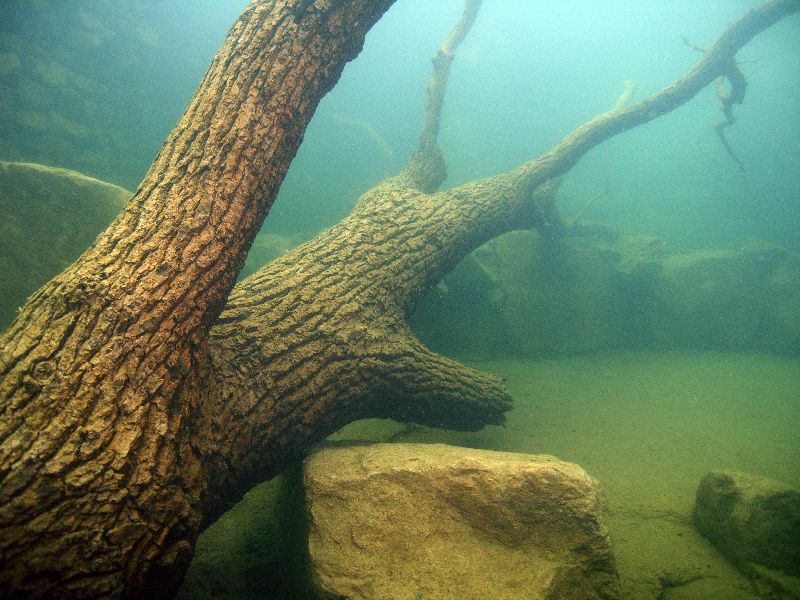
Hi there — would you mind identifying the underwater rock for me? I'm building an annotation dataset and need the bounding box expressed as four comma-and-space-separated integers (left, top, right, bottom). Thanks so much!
693, 470, 800, 577
410, 229, 632, 358
411, 227, 800, 359
0, 161, 129, 328
651, 242, 797, 353
304, 443, 621, 600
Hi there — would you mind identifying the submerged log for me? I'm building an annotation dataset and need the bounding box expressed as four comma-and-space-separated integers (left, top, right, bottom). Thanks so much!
0, 1, 396, 597
0, 0, 796, 597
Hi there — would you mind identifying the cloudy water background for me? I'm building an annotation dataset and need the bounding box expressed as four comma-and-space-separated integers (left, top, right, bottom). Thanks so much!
1, 0, 798, 252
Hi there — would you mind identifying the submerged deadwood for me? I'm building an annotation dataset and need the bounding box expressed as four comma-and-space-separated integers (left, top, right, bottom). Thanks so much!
0, 1, 396, 597
0, 0, 797, 598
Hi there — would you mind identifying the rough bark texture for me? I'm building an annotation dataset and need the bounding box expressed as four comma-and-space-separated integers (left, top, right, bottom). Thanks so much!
0, 1, 395, 598
0, 0, 796, 598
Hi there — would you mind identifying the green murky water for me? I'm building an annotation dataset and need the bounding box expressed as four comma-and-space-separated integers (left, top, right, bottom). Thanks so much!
1, 1, 798, 598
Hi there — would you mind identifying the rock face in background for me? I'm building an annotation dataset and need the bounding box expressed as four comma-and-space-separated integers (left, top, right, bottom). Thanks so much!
304, 443, 621, 600
178, 469, 315, 600
651, 242, 800, 355
410, 229, 634, 358
0, 161, 129, 328
693, 471, 800, 578
410, 227, 800, 359
0, 0, 241, 189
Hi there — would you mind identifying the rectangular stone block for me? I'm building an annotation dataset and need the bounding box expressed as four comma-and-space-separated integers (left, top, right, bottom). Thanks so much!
304, 443, 621, 600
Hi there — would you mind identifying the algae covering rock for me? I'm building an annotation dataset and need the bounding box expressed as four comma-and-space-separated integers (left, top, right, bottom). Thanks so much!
304, 443, 621, 600
410, 227, 664, 358
411, 227, 800, 359
0, 161, 129, 328
410, 230, 625, 358
693, 470, 800, 577
651, 242, 798, 354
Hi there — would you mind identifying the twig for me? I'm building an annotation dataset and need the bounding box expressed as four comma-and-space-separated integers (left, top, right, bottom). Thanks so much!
569, 188, 608, 227
683, 33, 760, 171
680, 34, 707, 53
714, 63, 748, 171
612, 80, 637, 113
329, 111, 395, 161
494, 0, 796, 202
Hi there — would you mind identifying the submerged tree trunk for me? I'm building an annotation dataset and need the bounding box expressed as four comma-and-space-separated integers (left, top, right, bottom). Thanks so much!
1, 0, 796, 598
0, 1, 396, 597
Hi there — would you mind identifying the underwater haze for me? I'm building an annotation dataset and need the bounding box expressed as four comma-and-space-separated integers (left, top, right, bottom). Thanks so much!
1, 1, 799, 599
1, 1, 798, 249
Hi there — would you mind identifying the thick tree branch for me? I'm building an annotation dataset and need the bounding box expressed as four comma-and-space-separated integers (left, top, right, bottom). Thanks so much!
199, 174, 556, 508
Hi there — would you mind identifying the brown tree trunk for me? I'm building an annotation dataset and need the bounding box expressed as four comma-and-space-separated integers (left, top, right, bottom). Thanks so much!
0, 1, 395, 598
0, 0, 796, 598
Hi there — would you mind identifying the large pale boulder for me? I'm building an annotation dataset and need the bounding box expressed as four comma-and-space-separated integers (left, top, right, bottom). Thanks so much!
304, 443, 621, 600
693, 470, 800, 578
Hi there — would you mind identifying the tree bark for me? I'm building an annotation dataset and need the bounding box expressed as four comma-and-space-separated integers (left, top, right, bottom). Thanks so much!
0, 1, 395, 598
0, 0, 796, 598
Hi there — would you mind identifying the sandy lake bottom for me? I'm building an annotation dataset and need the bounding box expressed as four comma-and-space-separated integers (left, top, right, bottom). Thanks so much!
183, 351, 800, 599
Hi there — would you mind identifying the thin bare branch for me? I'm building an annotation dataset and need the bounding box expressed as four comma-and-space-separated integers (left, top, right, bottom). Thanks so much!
399, 0, 482, 193
681, 34, 707, 53
714, 66, 748, 171
458, 0, 796, 206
